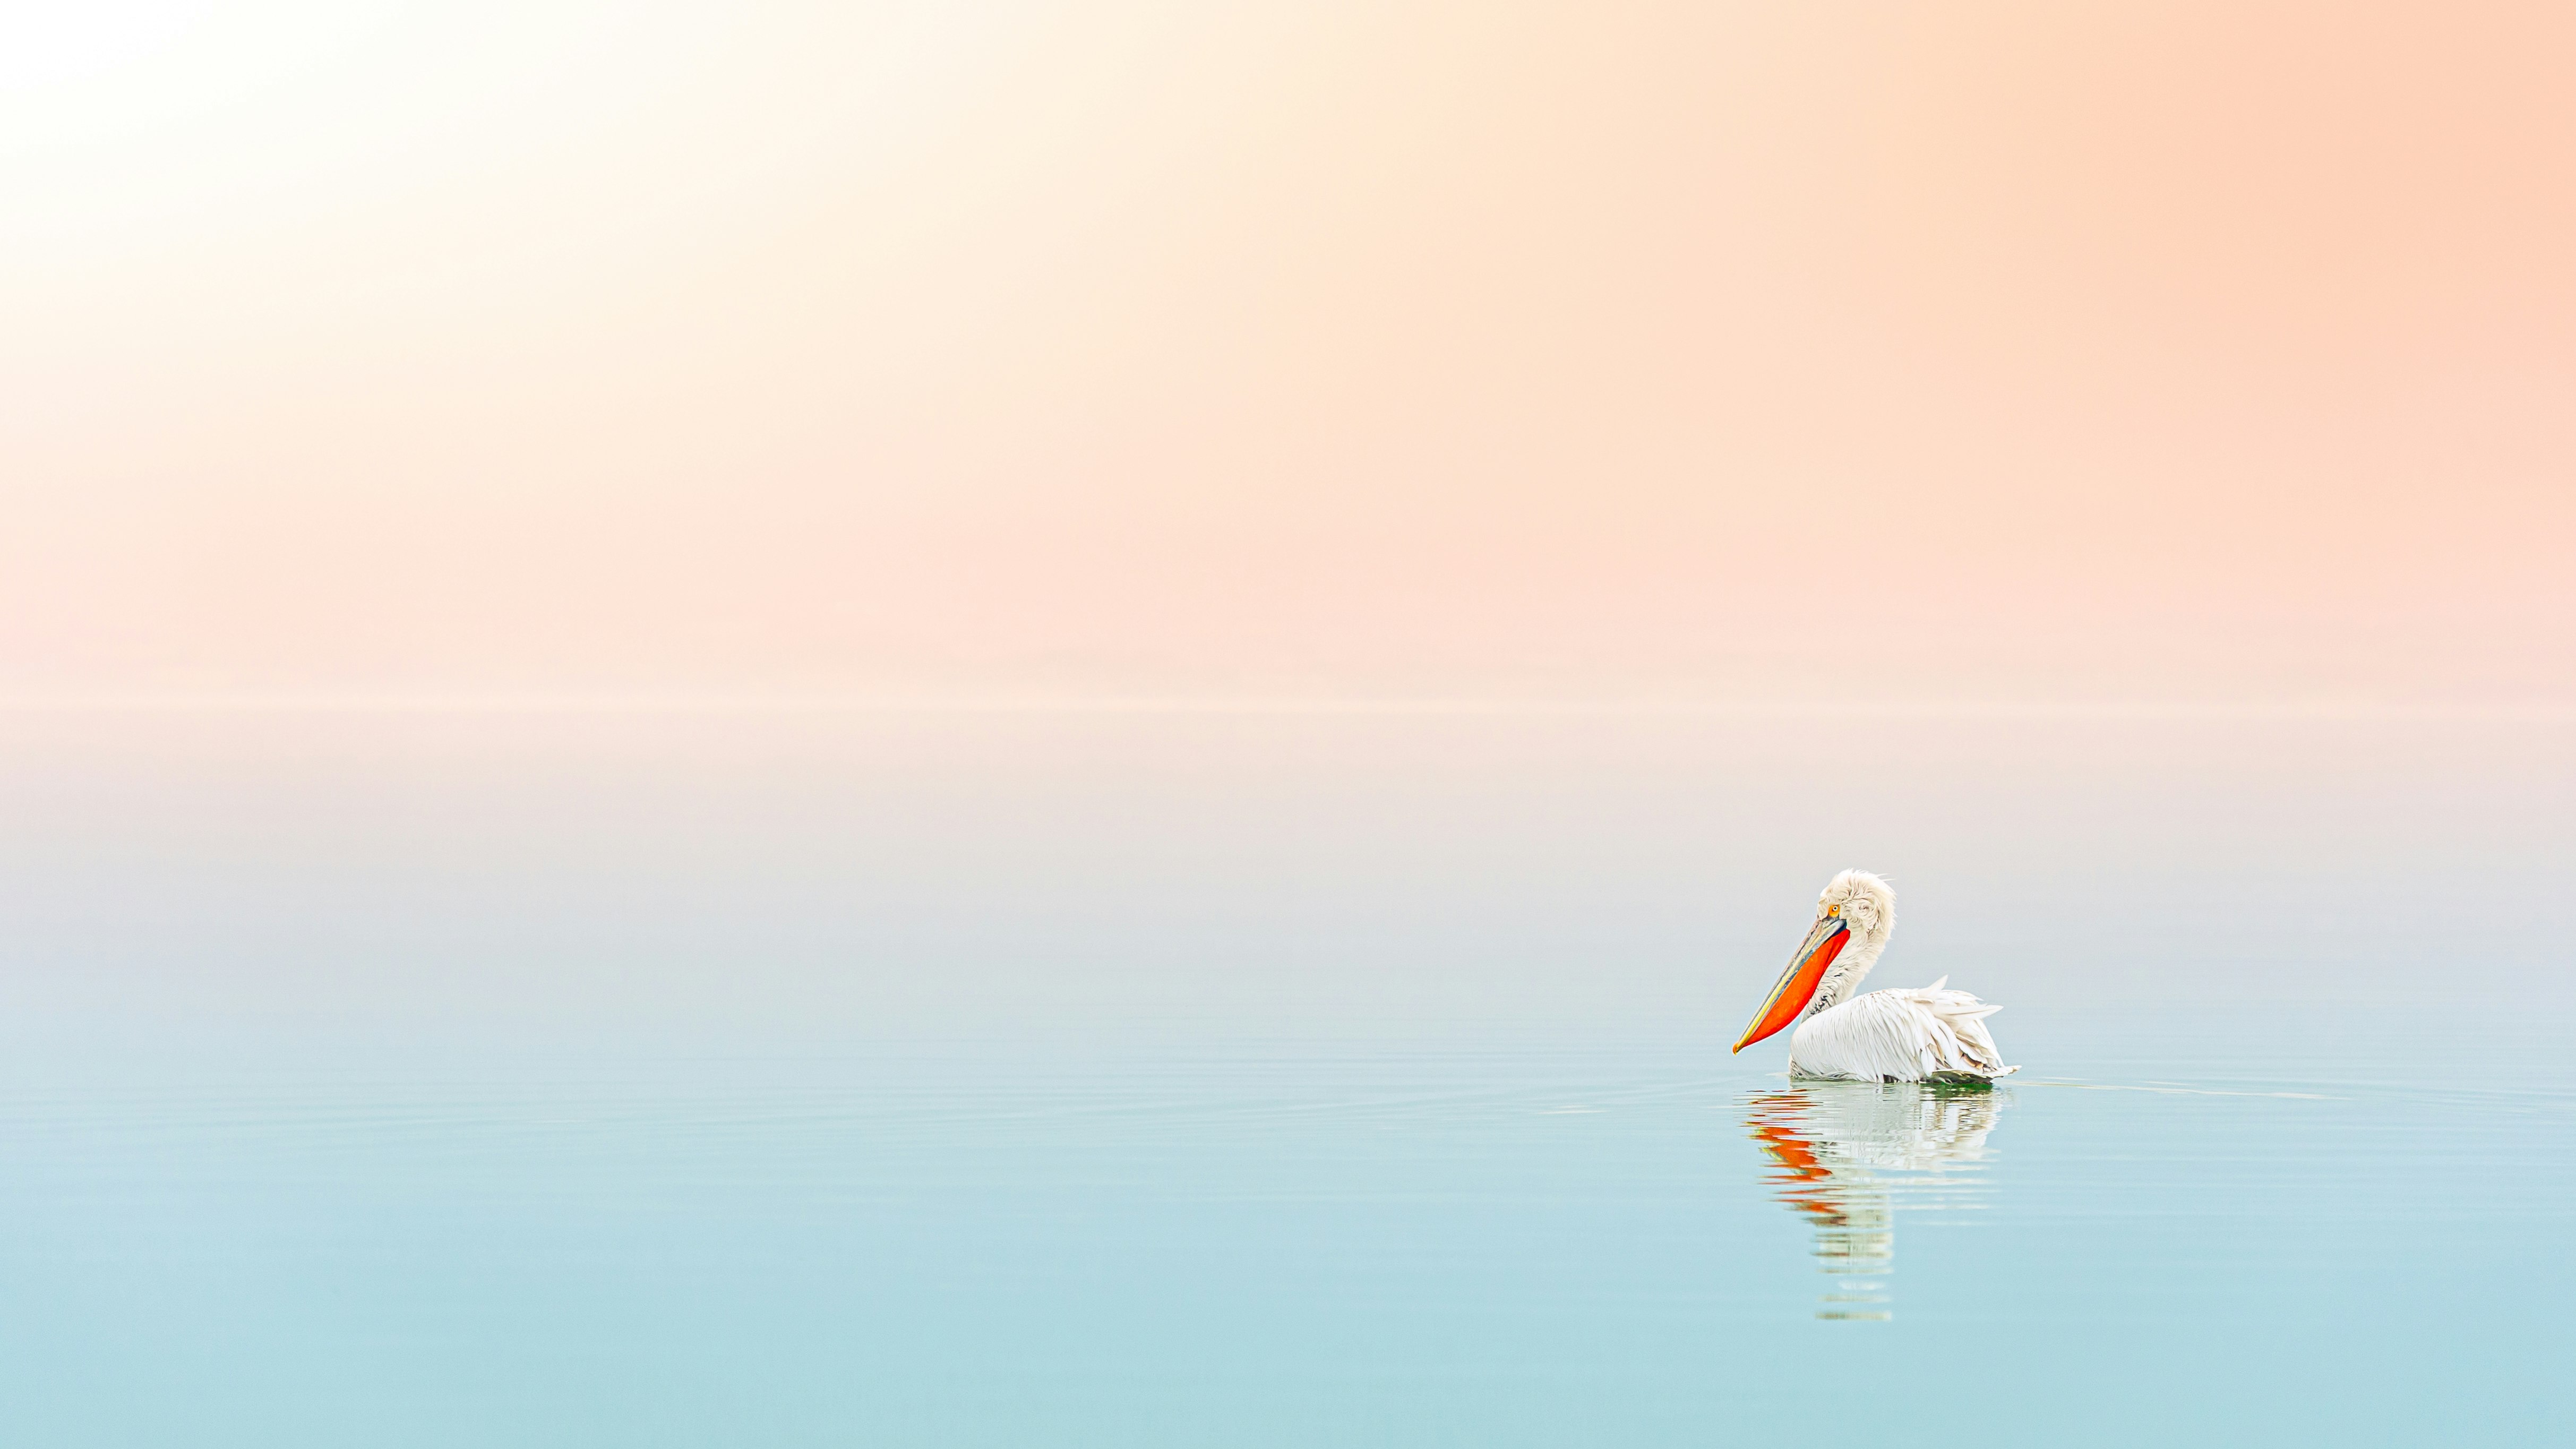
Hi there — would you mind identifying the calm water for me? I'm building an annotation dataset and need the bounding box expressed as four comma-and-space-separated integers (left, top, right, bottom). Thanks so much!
0, 708, 2568, 1445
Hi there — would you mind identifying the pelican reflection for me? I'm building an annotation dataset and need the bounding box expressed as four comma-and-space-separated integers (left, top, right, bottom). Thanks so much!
1745, 1082, 2007, 1320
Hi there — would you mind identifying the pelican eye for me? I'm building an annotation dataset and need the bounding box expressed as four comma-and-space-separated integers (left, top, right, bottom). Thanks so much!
1825, 904, 1840, 918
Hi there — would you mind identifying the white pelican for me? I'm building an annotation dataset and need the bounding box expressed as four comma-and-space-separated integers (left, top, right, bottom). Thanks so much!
1731, 870, 2016, 1083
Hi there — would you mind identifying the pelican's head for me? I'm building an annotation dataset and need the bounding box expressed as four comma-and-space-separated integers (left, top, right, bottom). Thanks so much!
1733, 870, 1896, 1053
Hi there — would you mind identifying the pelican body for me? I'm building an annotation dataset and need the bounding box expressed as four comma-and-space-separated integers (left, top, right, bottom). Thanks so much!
1732, 870, 2014, 1084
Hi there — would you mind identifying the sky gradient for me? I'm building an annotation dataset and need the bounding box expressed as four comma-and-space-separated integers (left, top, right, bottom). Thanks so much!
6, 1, 2570, 707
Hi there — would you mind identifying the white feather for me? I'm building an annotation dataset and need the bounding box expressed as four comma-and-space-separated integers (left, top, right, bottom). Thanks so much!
1789, 984, 2015, 1083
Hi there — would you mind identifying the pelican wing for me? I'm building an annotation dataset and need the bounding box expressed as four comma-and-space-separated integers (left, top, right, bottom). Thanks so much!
1787, 982, 2016, 1084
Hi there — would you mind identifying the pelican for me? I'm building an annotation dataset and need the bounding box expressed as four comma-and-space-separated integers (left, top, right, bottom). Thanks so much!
1731, 870, 2016, 1083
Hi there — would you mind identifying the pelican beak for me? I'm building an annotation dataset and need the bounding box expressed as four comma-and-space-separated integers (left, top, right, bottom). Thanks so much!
1733, 914, 1851, 1052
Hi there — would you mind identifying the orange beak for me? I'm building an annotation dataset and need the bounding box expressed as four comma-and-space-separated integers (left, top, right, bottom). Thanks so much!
1732, 915, 1850, 1052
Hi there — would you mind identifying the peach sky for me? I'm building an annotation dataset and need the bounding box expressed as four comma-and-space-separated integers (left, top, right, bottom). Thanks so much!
3, 1, 2569, 706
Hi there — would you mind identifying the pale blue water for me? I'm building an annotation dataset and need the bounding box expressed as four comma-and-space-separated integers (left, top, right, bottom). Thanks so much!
0, 709, 2568, 1445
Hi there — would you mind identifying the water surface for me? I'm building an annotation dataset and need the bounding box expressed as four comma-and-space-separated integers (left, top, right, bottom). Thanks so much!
0, 708, 2565, 1444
